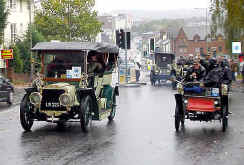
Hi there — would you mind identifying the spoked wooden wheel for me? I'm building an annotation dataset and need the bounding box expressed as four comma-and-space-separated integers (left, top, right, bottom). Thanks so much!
80, 96, 92, 133
108, 94, 116, 121
20, 95, 34, 131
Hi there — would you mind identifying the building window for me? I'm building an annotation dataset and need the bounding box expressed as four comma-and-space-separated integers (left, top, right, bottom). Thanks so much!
9, 0, 17, 9
200, 48, 204, 55
20, 23, 23, 34
179, 48, 184, 53
195, 48, 200, 53
11, 23, 17, 43
218, 46, 222, 52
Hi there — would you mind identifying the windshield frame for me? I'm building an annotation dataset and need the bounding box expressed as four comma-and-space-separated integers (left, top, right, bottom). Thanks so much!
40, 50, 87, 82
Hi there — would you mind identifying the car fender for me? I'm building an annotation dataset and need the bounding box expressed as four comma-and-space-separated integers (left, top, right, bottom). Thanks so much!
77, 88, 99, 119
24, 88, 37, 94
114, 86, 119, 96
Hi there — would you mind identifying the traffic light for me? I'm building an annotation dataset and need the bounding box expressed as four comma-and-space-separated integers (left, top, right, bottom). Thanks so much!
116, 29, 125, 49
126, 32, 131, 50
150, 38, 155, 52
116, 29, 131, 49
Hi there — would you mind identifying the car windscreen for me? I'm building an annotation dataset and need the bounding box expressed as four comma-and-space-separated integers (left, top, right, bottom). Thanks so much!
44, 52, 85, 79
155, 53, 174, 68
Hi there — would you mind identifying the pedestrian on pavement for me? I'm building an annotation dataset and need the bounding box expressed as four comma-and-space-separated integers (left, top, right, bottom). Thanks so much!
230, 59, 238, 81
242, 64, 244, 83
135, 62, 141, 82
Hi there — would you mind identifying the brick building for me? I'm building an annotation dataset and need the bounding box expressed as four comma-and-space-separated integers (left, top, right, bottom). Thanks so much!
174, 27, 228, 58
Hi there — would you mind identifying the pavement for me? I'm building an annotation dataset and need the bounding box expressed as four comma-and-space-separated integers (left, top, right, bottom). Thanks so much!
231, 80, 244, 93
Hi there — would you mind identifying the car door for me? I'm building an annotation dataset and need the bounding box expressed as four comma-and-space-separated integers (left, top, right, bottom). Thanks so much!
0, 78, 10, 100
0, 78, 5, 100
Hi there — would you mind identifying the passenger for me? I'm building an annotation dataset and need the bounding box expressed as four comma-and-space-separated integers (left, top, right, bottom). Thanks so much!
200, 53, 216, 74
47, 57, 66, 78
204, 57, 232, 87
177, 56, 186, 66
186, 54, 194, 65
184, 60, 206, 82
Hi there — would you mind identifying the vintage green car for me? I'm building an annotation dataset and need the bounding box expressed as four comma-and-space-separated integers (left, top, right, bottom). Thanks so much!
20, 42, 119, 132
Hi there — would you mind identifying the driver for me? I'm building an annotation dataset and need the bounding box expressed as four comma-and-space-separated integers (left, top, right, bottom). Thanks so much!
185, 60, 206, 82
87, 54, 104, 74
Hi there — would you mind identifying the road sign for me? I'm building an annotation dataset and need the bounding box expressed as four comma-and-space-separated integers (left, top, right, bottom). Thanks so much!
232, 42, 241, 54
1, 49, 13, 59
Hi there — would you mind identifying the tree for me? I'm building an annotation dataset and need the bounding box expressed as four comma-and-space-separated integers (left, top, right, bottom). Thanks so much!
9, 26, 46, 73
10, 45, 23, 73
210, 0, 244, 52
0, 0, 9, 45
35, 0, 102, 41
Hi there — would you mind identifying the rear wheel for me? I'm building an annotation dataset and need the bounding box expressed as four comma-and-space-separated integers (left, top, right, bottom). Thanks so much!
175, 104, 180, 131
20, 94, 34, 131
180, 112, 185, 126
108, 94, 116, 121
80, 96, 92, 133
222, 105, 228, 132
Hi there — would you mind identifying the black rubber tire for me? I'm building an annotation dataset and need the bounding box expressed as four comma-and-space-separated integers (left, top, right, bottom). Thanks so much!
80, 96, 92, 133
20, 94, 34, 131
7, 91, 13, 105
181, 113, 185, 126
175, 104, 180, 132
222, 105, 228, 132
108, 94, 116, 121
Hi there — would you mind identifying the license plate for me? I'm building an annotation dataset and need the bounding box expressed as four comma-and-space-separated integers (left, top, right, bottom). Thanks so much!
45, 102, 61, 108
211, 88, 219, 96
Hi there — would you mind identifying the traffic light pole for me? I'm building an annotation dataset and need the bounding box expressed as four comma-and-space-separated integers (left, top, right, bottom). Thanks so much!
125, 31, 128, 83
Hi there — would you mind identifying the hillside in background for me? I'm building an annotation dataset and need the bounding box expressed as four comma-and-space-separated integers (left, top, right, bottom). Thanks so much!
132, 17, 208, 36
111, 8, 208, 21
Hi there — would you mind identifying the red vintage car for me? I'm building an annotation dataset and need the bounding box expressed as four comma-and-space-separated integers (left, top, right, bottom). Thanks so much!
174, 81, 229, 132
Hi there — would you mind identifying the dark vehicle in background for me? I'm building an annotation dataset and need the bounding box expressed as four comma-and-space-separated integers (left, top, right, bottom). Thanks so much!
150, 52, 175, 86
20, 42, 119, 132
0, 76, 14, 105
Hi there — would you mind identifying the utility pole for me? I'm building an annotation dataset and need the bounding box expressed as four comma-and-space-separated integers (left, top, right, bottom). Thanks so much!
206, 6, 208, 56
125, 30, 128, 83
68, 0, 71, 41
29, 0, 34, 82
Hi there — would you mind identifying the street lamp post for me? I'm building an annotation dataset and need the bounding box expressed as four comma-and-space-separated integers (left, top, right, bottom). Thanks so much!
194, 6, 209, 56
29, 0, 34, 82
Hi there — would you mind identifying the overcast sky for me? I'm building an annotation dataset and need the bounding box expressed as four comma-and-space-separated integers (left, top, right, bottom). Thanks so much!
95, 0, 210, 12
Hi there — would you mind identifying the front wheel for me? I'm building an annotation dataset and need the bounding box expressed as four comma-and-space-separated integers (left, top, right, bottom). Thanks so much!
222, 105, 228, 132
108, 94, 116, 121
20, 94, 34, 131
80, 96, 92, 133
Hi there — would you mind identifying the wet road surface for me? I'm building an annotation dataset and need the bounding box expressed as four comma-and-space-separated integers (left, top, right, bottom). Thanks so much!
0, 85, 244, 165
